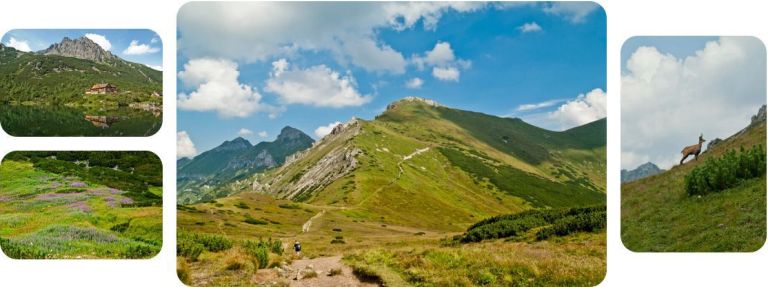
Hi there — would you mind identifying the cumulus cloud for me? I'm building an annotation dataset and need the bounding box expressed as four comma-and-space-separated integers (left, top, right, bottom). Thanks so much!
413, 41, 470, 82
314, 121, 342, 138
178, 58, 280, 118
122, 40, 160, 55
432, 67, 460, 82
85, 33, 111, 50
518, 22, 542, 33
542, 2, 600, 23
405, 77, 424, 89
518, 88, 606, 132
548, 88, 606, 129
258, 131, 268, 138
621, 37, 766, 169
177, 2, 489, 73
177, 131, 198, 158
237, 128, 253, 137
5, 37, 32, 52
265, 58, 372, 108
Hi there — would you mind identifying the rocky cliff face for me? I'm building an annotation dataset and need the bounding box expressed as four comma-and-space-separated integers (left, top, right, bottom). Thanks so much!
253, 118, 362, 200
41, 37, 118, 63
709, 104, 767, 151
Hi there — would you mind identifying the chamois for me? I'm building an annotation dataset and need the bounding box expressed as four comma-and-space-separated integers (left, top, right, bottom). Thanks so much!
680, 134, 706, 165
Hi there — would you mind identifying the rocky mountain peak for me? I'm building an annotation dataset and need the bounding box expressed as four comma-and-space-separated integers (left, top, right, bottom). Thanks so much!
277, 126, 309, 141
216, 137, 252, 151
41, 36, 118, 63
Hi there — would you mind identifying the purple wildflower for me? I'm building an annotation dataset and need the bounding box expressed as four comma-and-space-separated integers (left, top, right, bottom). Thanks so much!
68, 201, 92, 213
70, 181, 87, 188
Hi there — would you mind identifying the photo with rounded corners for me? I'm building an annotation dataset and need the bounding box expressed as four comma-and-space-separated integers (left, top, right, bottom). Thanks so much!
0, 151, 163, 259
620, 35, 767, 252
0, 29, 163, 137
176, 1, 607, 286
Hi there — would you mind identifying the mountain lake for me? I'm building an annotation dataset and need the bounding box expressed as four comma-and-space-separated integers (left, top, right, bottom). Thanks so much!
0, 105, 161, 136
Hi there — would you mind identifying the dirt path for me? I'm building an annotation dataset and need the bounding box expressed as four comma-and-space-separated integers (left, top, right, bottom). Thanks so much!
288, 256, 377, 287
359, 146, 431, 208
302, 210, 326, 233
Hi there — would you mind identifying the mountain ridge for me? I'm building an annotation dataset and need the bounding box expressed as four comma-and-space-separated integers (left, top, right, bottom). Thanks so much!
40, 37, 118, 63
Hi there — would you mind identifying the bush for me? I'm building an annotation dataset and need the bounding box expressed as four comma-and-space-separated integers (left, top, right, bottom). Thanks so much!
328, 268, 342, 276
685, 145, 766, 196
177, 236, 204, 261
459, 205, 606, 243
244, 214, 268, 225
245, 243, 269, 269
235, 202, 249, 209
110, 221, 131, 233
278, 203, 301, 209
178, 232, 233, 257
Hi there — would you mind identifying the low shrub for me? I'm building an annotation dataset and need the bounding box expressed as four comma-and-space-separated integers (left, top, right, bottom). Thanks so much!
685, 145, 766, 196
243, 214, 268, 225
278, 203, 301, 209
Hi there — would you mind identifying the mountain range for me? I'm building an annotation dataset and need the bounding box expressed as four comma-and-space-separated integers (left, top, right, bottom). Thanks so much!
179, 97, 607, 230
621, 162, 664, 183
177, 126, 314, 204
0, 37, 161, 102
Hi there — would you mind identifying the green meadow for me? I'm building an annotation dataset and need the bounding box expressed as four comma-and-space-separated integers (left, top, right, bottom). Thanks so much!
0, 151, 163, 259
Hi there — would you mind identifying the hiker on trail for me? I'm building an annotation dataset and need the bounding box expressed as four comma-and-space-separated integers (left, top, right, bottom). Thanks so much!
294, 240, 302, 257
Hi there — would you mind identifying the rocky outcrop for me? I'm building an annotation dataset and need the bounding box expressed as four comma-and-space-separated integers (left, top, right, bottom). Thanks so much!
257, 118, 363, 200
386, 96, 441, 110
41, 37, 118, 63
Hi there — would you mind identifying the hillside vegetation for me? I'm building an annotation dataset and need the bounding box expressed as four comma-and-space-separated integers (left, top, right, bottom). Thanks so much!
0, 45, 161, 105
178, 98, 606, 286
622, 119, 766, 252
0, 151, 162, 259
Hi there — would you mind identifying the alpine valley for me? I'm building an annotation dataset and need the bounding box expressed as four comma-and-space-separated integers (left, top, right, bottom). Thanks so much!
0, 35, 162, 136
177, 97, 607, 287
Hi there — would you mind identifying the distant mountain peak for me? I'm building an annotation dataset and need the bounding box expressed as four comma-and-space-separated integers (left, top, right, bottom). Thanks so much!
621, 162, 664, 183
41, 36, 118, 63
277, 126, 312, 141
216, 137, 252, 151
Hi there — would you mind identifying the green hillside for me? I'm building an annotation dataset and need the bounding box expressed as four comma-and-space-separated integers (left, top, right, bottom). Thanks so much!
0, 43, 161, 105
622, 118, 766, 252
178, 97, 606, 286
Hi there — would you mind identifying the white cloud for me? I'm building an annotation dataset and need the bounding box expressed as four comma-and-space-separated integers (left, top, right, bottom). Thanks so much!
237, 128, 253, 137
177, 2, 488, 73
122, 40, 160, 55
405, 77, 424, 89
146, 64, 162, 71
150, 37, 159, 44
548, 88, 606, 130
85, 33, 111, 51
314, 121, 341, 138
518, 22, 542, 33
432, 67, 460, 82
265, 58, 372, 108
542, 2, 600, 24
5, 37, 31, 52
257, 131, 268, 138
518, 88, 606, 132
515, 99, 567, 112
621, 37, 766, 169
413, 41, 469, 82
178, 58, 280, 118
177, 131, 198, 159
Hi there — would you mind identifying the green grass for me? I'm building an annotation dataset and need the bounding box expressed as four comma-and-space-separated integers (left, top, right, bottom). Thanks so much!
622, 122, 767, 252
0, 153, 162, 259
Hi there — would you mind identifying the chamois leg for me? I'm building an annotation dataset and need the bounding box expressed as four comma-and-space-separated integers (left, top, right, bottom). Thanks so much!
680, 154, 689, 165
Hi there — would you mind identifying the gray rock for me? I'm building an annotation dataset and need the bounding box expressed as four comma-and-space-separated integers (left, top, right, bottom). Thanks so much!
40, 37, 118, 63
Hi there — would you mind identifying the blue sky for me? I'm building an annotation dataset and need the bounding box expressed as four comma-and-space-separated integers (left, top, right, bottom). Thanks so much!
621, 36, 766, 169
176, 2, 607, 157
1, 29, 163, 70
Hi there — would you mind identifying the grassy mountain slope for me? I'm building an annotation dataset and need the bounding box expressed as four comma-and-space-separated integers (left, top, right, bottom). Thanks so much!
0, 44, 161, 104
621, 120, 766, 252
177, 98, 606, 286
